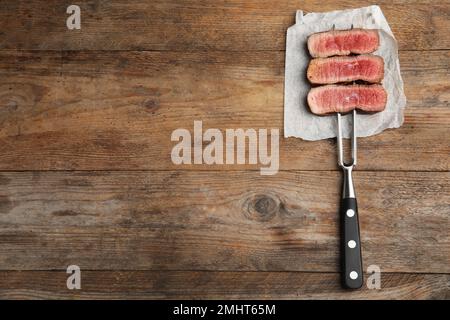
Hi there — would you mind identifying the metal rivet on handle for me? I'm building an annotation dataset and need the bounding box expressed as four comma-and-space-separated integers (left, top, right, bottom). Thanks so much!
346, 209, 355, 217
349, 271, 358, 280
348, 240, 356, 248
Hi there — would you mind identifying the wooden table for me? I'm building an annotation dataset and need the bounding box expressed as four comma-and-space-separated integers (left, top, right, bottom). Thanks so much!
0, 0, 448, 299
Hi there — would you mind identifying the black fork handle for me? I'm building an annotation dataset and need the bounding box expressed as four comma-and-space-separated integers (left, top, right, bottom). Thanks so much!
340, 197, 363, 289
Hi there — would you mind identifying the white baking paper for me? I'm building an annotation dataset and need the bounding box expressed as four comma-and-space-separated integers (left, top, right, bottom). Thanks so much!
284, 5, 407, 140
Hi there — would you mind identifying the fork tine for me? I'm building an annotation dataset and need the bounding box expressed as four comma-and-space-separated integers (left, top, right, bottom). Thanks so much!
337, 110, 357, 167
352, 109, 357, 166
337, 112, 343, 166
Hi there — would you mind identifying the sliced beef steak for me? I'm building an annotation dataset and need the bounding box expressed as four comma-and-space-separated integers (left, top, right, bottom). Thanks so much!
307, 29, 380, 58
307, 84, 387, 115
307, 55, 384, 84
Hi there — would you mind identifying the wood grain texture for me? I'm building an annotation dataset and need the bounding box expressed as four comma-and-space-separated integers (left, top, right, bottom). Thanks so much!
0, 271, 448, 299
0, 0, 449, 51
0, 50, 448, 171
0, 0, 449, 300
0, 171, 448, 272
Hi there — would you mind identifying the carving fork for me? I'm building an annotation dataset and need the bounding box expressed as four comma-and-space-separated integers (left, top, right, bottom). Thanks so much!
337, 109, 363, 289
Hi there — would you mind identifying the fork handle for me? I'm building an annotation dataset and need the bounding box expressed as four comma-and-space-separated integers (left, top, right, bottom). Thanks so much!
340, 197, 363, 289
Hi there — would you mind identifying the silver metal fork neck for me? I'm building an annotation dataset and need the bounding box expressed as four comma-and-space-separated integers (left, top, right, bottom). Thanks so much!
341, 166, 356, 199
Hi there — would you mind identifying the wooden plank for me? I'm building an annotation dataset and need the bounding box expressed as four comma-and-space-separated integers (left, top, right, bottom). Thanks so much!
0, 1, 448, 51
0, 50, 448, 171
0, 170, 448, 272
0, 271, 448, 299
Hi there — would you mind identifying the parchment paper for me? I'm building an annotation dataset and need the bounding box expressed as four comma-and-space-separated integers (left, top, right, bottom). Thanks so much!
284, 5, 407, 140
